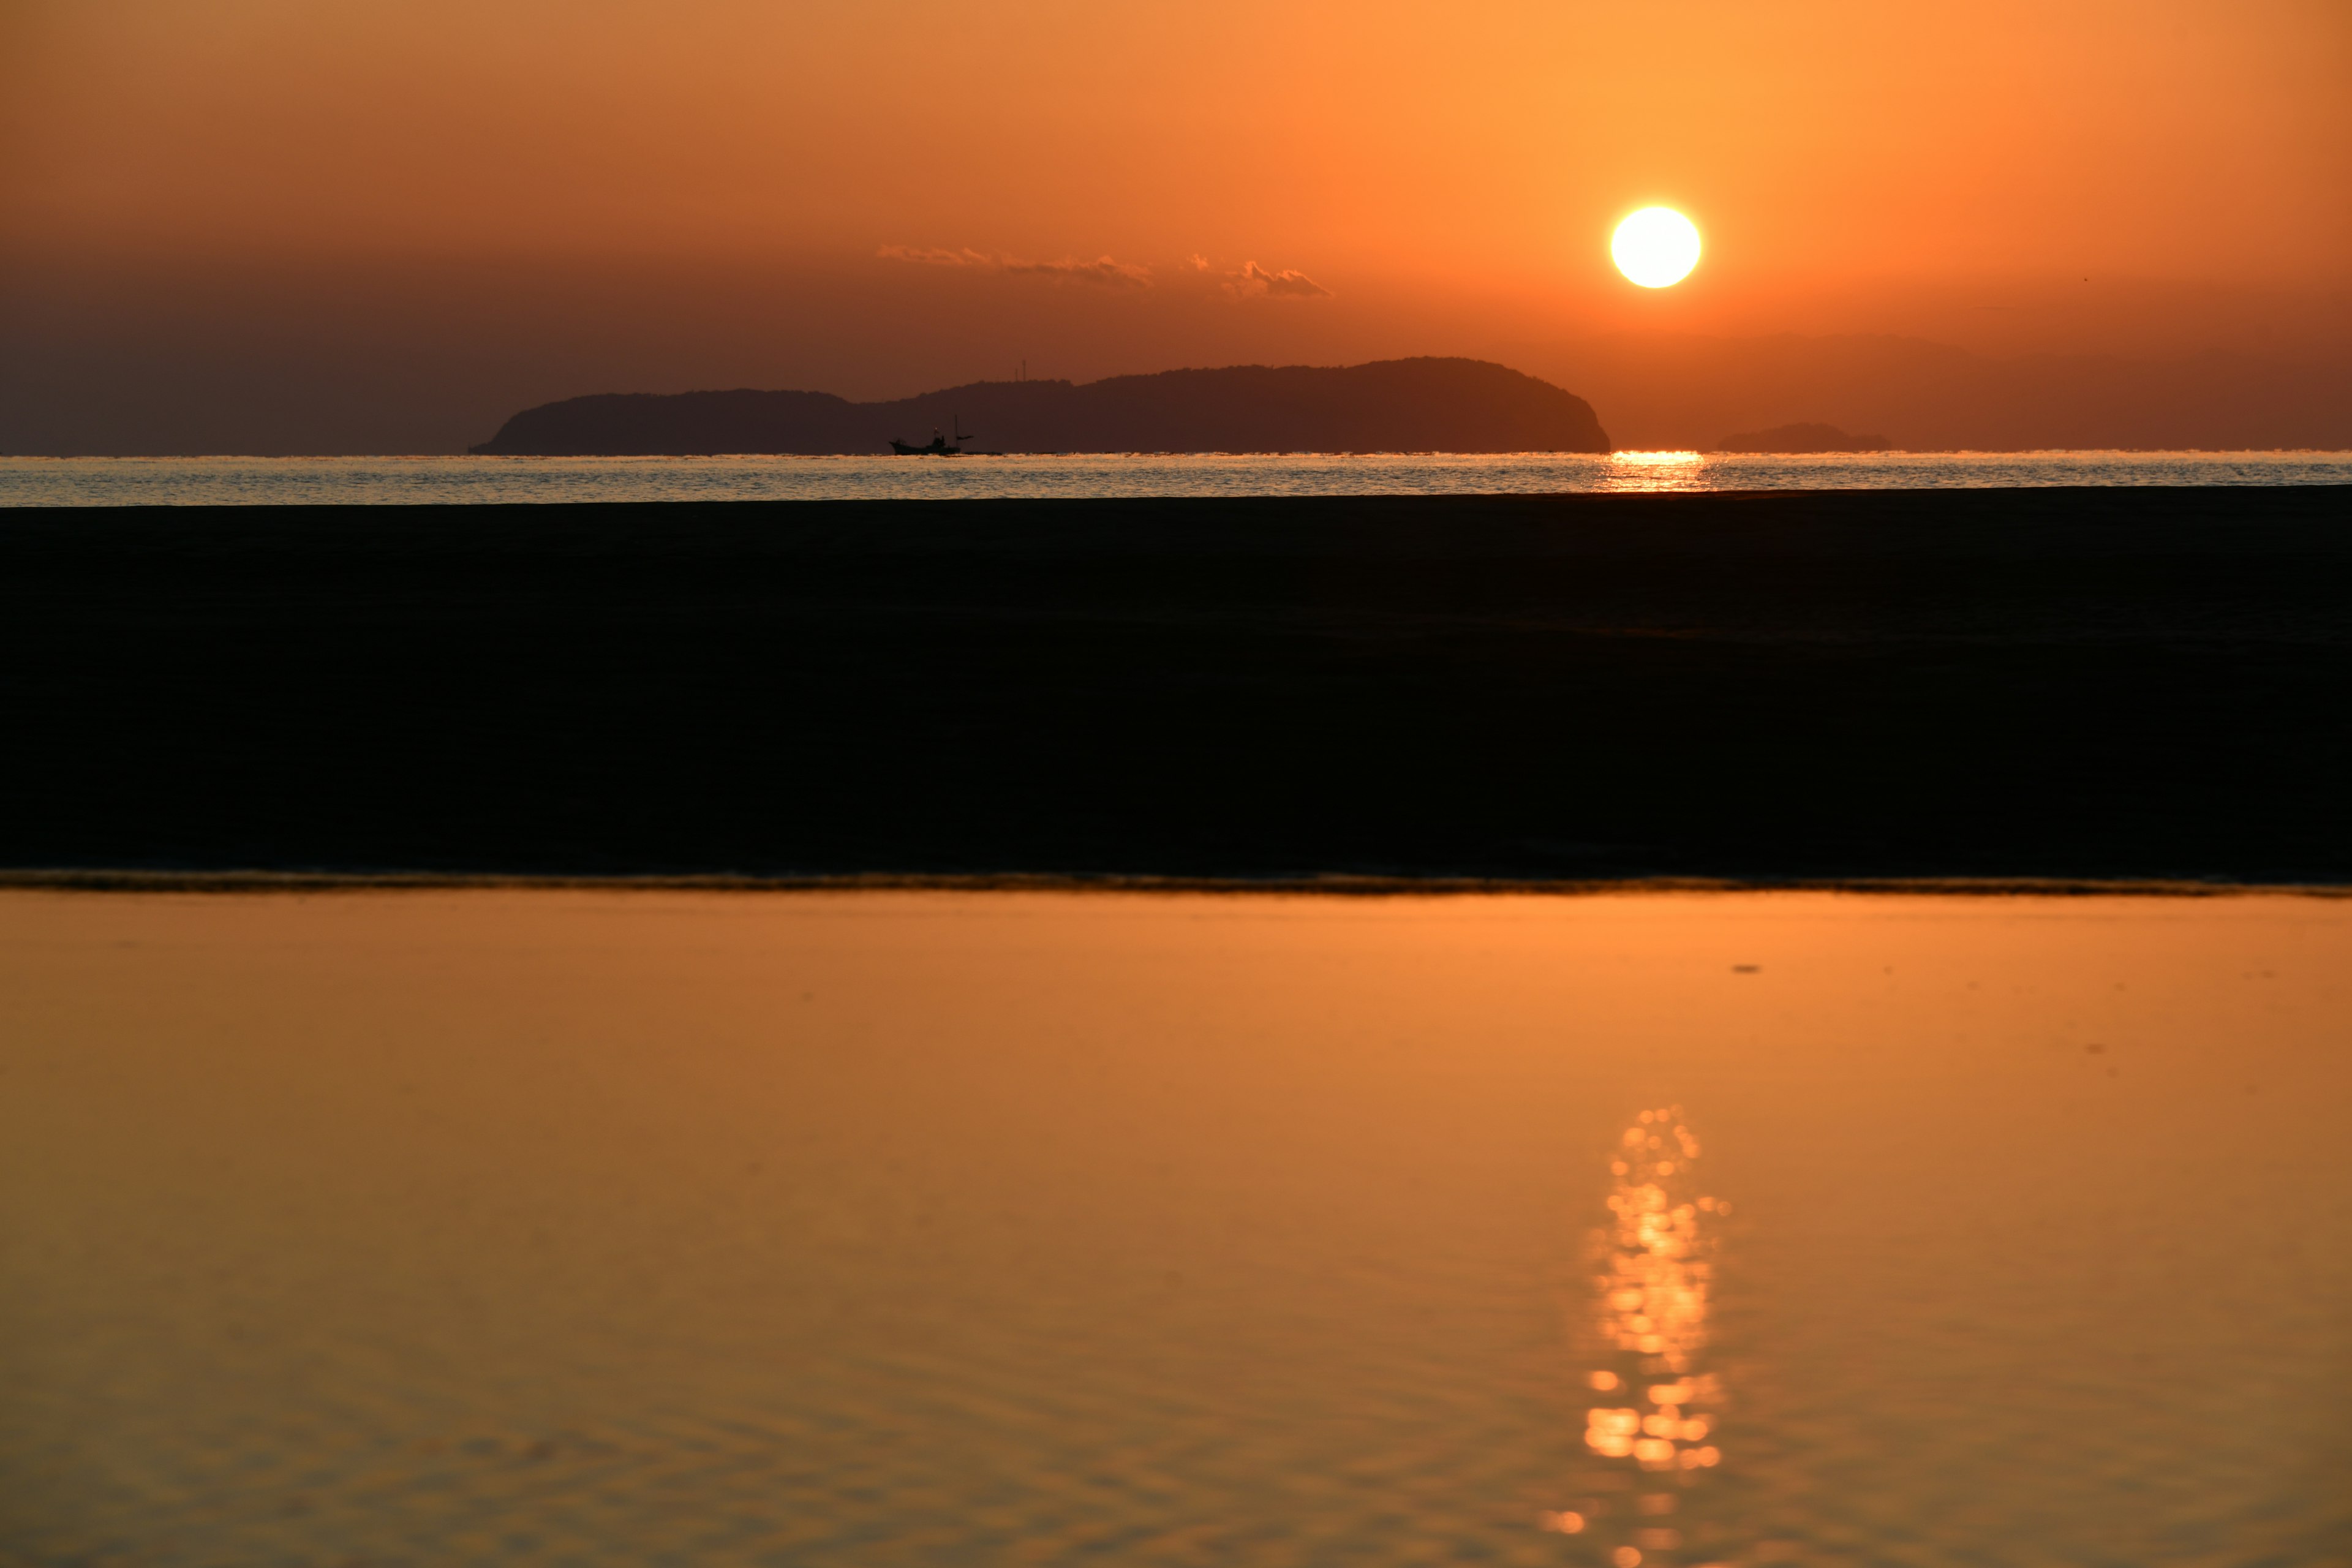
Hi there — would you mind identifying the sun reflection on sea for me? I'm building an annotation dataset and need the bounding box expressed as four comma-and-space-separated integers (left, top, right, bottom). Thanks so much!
1545, 1106, 1730, 1566
1599, 451, 1707, 493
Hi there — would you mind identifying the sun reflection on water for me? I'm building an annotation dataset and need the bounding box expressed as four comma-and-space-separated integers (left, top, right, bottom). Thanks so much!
1545, 1106, 1730, 1566
1599, 451, 1707, 493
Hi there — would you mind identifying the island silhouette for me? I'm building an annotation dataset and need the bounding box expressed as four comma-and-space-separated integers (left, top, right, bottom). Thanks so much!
470, 356, 1611, 456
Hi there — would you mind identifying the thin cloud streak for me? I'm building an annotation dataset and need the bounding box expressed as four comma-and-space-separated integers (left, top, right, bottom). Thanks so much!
876, 245, 997, 268
875, 247, 1327, 297
879, 246, 1151, 288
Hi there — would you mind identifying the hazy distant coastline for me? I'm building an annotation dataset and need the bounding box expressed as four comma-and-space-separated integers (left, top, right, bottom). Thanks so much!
470, 358, 1611, 457
10, 314, 2346, 456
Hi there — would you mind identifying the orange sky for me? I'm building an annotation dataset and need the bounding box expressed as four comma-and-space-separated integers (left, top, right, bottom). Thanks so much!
4, 0, 2348, 448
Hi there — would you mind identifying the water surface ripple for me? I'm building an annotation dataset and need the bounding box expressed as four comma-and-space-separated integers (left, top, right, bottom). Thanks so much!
5, 450, 2350, 505
2, 891, 2346, 1567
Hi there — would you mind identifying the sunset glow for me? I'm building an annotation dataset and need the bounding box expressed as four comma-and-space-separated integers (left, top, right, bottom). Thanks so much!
3, 1, 2351, 1562
1, 0, 2345, 451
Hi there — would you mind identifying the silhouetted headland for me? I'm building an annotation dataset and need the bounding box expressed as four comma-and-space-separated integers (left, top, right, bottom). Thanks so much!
6, 487, 2350, 885
469, 357, 1613, 456
1715, 421, 1891, 453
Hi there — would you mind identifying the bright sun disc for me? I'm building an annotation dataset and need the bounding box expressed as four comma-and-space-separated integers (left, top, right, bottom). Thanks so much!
1611, 208, 1700, 288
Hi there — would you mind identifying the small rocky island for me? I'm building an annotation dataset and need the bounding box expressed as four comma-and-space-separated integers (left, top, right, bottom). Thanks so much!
471, 357, 1611, 456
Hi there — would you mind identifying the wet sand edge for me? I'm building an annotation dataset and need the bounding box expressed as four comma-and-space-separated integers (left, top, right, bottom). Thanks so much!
4, 869, 2346, 897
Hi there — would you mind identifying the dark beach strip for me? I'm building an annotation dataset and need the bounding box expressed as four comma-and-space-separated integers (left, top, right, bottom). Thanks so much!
6, 486, 2349, 886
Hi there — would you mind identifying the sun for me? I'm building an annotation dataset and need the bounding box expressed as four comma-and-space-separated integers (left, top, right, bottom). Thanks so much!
1611, 208, 1701, 288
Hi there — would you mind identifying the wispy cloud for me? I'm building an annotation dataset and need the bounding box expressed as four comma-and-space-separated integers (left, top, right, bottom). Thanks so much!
1003, 255, 1152, 288
879, 246, 1151, 288
876, 245, 995, 268
1231, 260, 1332, 299
880, 246, 1322, 297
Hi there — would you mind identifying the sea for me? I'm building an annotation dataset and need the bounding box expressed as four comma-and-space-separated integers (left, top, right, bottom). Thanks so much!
7, 452, 2349, 1567
3, 889, 2346, 1567
4, 449, 2351, 505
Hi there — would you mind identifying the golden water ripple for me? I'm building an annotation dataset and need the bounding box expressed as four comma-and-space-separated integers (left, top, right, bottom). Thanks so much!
3, 891, 2348, 1566
1545, 1108, 1731, 1566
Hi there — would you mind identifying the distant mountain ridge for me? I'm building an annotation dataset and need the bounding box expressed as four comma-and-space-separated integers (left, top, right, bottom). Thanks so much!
1557, 334, 2352, 453
470, 357, 1611, 456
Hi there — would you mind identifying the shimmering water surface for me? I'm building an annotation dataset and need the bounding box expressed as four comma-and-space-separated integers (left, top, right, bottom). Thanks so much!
4, 450, 2350, 505
2, 891, 2346, 1568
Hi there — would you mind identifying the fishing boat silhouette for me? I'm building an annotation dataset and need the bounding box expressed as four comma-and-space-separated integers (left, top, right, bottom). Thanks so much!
889, 416, 970, 456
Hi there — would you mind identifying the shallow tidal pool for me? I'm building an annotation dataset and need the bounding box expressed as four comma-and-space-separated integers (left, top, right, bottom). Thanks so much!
2, 891, 2345, 1566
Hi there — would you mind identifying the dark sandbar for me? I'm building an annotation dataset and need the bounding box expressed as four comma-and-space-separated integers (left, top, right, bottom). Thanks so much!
5, 487, 2348, 884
